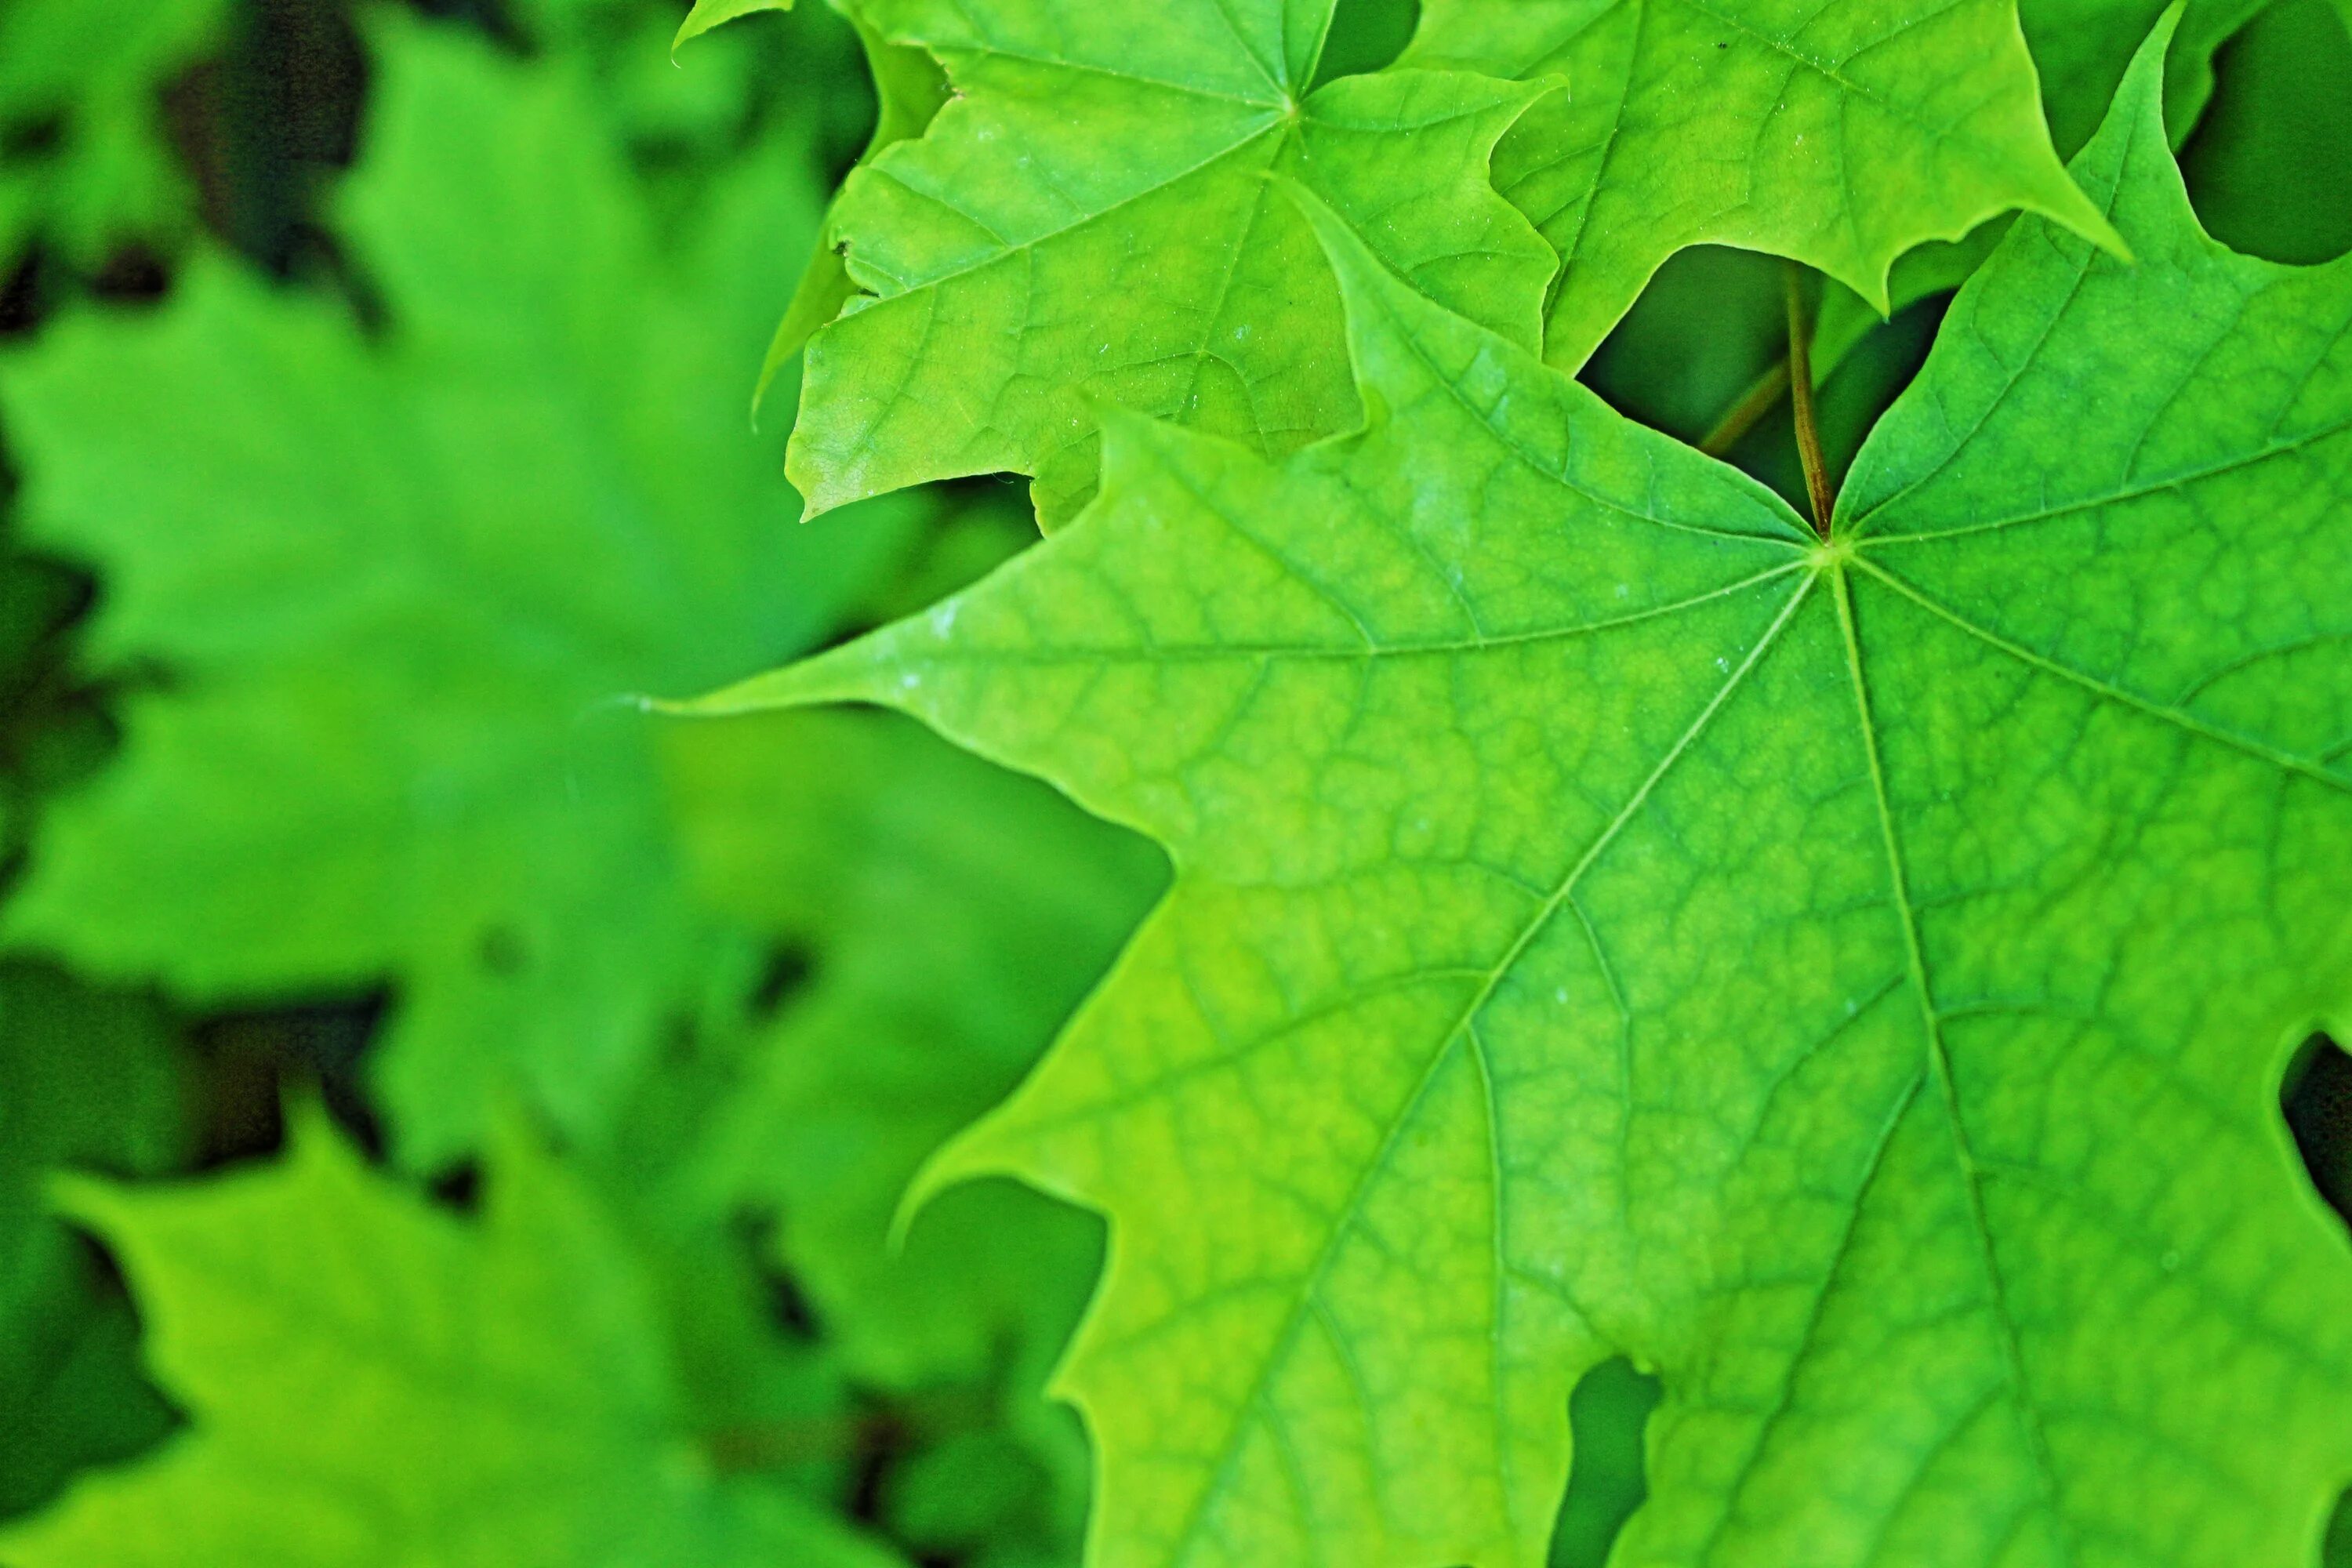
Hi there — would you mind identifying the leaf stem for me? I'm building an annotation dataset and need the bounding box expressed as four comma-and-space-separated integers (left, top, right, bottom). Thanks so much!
1783, 263, 1834, 536
1698, 357, 1791, 458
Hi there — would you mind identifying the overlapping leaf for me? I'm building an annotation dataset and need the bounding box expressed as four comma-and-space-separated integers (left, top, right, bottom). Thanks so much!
1401, 0, 2121, 368
784, 0, 1560, 525
2024, 0, 2267, 157
0, 1114, 894, 1567
694, 20, 2352, 1566
0, 19, 922, 1167
1809, 0, 2310, 379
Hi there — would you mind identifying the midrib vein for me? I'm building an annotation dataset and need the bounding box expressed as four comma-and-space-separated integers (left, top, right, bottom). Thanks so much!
1831, 561, 2076, 1563
1156, 571, 1815, 1566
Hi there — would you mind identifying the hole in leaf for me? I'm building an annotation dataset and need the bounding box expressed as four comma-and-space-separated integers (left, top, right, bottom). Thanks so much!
1309, 0, 1419, 89
1551, 1356, 1662, 1566
2180, 0, 2352, 267
2284, 1033, 2352, 1225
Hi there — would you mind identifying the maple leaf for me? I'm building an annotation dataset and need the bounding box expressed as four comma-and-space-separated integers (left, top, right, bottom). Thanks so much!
641, 706, 1163, 1563
0, 1111, 897, 1568
1808, 0, 2321, 384
688, 18, 2352, 1567
0, 0, 227, 271
2024, 0, 2269, 158
671, 0, 954, 406
662, 708, 1163, 1395
782, 0, 1561, 526
1403, 0, 2125, 368
0, 18, 924, 1168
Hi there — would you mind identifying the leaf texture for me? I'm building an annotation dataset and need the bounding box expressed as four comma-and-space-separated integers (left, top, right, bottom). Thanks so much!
785, 0, 1559, 526
695, 19, 2352, 1566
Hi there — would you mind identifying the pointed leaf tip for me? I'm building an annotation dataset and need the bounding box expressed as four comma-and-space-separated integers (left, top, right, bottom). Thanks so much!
671, 0, 796, 55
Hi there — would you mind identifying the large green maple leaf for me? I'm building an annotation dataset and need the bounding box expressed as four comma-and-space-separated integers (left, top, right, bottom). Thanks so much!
1403, 0, 2125, 368
0, 18, 920, 1167
692, 20, 2352, 1566
782, 0, 1560, 526
0, 1112, 895, 1567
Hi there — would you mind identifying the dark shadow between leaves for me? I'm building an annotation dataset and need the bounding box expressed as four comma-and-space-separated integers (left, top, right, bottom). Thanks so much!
1551, 1355, 1661, 1567
2180, 0, 2352, 267
1309, 0, 1420, 90
1578, 248, 1946, 517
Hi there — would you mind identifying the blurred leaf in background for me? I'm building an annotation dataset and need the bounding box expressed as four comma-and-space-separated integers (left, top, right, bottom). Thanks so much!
669, 0, 953, 402
0, 15, 924, 1168
0, 0, 229, 274
0, 4, 1160, 1563
660, 706, 1164, 1561
0, 1111, 895, 1568
0, 966, 183, 1520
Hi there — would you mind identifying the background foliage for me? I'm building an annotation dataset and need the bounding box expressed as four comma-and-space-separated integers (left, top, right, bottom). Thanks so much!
0, 0, 2344, 1564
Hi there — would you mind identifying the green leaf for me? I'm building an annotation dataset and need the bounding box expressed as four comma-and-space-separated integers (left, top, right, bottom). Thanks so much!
663, 708, 1163, 1395
750, 1, 952, 411
786, 0, 1560, 527
0, 0, 228, 270
676, 0, 798, 49
1403, 0, 2124, 368
692, 17, 2352, 1566
1809, 0, 2297, 368
0, 18, 923, 1168
2022, 0, 2267, 158
0, 966, 183, 1519
0, 1112, 897, 1567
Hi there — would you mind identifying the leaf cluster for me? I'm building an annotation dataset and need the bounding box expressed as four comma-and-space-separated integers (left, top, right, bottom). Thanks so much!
0, 0, 2348, 1566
